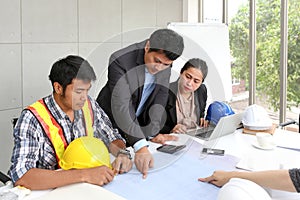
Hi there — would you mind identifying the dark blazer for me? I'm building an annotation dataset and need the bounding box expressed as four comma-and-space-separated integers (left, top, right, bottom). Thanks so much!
160, 80, 207, 134
96, 40, 171, 146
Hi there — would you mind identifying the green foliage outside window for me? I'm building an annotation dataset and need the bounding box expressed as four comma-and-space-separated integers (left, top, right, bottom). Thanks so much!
229, 0, 300, 110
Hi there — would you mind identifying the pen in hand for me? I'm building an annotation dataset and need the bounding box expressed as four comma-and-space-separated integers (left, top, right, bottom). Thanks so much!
118, 163, 122, 174
114, 163, 123, 175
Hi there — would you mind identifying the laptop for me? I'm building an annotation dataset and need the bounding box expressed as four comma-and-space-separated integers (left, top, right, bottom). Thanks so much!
186, 113, 243, 141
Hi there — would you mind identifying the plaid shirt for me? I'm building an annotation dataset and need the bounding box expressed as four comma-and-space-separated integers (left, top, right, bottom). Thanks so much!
9, 94, 125, 183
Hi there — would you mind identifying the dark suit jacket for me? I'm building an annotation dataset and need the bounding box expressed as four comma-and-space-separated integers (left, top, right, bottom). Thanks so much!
96, 40, 171, 146
160, 80, 207, 134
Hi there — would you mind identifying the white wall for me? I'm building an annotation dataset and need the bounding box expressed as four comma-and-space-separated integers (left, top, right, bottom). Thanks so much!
0, 0, 183, 173
182, 0, 199, 22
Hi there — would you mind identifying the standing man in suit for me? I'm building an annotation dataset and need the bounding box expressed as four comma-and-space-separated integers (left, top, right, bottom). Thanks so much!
96, 29, 184, 178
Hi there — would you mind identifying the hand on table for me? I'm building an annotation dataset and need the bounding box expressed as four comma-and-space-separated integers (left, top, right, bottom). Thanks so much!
83, 166, 115, 186
150, 134, 178, 144
198, 170, 232, 187
171, 124, 187, 133
134, 146, 154, 179
112, 154, 133, 174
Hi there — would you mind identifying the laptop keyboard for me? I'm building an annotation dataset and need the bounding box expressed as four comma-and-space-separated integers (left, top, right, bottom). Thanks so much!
194, 126, 215, 139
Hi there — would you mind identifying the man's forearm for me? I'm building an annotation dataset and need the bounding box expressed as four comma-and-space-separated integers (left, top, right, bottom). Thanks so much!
109, 139, 127, 156
15, 168, 85, 190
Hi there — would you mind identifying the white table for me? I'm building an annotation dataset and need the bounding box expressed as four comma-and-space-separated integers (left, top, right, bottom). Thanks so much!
200, 129, 300, 200
23, 129, 300, 200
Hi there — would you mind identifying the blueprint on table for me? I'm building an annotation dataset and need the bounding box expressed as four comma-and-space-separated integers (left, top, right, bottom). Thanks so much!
105, 140, 239, 200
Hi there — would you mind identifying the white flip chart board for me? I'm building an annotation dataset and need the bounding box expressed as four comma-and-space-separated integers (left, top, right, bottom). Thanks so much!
167, 23, 232, 102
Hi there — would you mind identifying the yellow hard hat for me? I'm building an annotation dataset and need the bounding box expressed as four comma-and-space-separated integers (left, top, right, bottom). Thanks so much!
59, 136, 112, 170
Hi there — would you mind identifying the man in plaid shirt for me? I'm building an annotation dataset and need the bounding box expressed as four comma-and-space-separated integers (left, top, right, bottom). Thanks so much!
9, 55, 132, 190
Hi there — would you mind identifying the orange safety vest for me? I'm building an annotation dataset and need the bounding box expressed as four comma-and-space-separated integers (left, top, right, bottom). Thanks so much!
27, 98, 94, 167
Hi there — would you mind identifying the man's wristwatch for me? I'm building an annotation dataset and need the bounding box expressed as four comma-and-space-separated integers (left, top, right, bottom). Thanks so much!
117, 149, 132, 160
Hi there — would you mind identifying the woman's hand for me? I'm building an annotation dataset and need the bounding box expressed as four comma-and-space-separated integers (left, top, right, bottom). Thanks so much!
199, 118, 209, 127
198, 170, 233, 187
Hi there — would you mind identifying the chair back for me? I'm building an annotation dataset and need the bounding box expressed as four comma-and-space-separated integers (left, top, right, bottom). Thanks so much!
0, 171, 11, 184
11, 118, 18, 128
